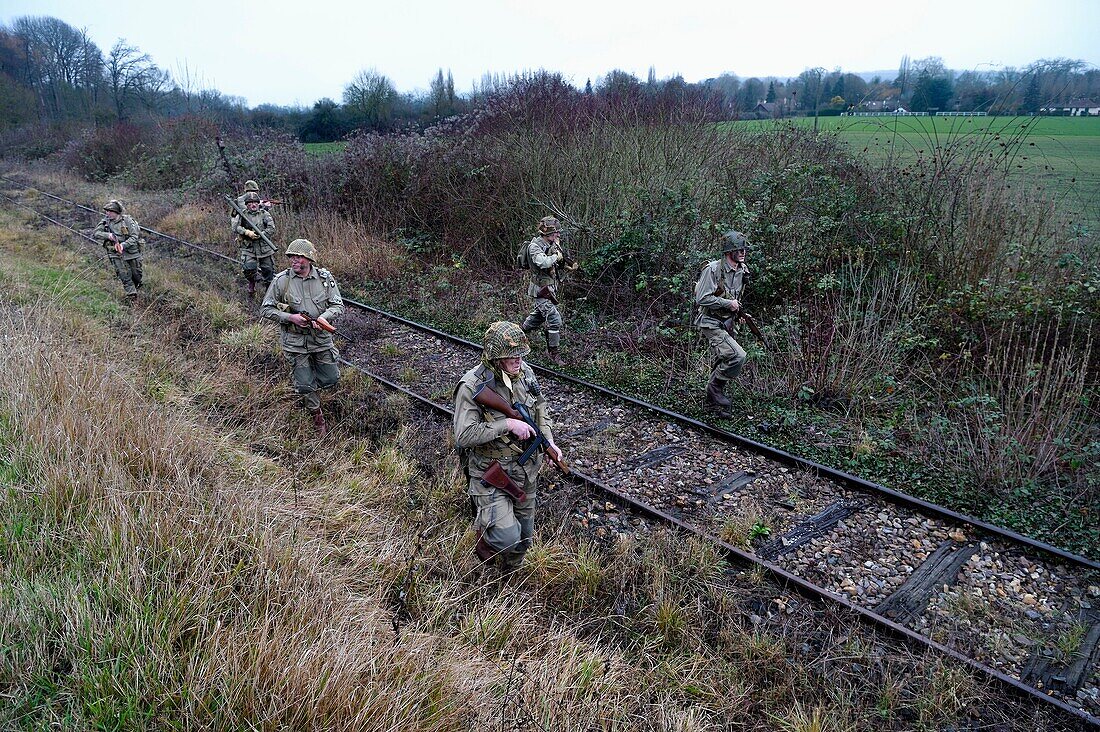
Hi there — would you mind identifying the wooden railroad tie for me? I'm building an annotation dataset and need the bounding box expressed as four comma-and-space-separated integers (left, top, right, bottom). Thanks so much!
874, 540, 978, 624
755, 500, 864, 561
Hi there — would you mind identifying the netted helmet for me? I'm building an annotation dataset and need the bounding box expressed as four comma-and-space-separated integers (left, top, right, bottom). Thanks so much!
102, 200, 124, 214
720, 230, 749, 254
482, 321, 531, 361
285, 238, 317, 262
244, 180, 260, 192
243, 192, 261, 204
537, 216, 560, 236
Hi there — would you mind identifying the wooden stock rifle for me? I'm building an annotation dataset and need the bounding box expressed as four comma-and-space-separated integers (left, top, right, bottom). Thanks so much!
472, 378, 570, 474
724, 310, 764, 342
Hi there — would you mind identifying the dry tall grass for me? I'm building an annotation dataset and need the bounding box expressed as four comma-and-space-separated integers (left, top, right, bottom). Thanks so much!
0, 187, 1085, 732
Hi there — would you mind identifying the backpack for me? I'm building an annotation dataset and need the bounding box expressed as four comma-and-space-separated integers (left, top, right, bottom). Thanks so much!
516, 239, 531, 270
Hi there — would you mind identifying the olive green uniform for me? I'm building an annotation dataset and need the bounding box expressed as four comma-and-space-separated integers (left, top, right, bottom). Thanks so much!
693, 258, 748, 383
453, 362, 553, 569
520, 236, 565, 348
92, 212, 143, 296
260, 266, 344, 411
232, 208, 277, 285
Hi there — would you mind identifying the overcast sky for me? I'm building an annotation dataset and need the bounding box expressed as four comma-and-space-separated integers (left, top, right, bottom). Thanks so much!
4, 0, 1097, 108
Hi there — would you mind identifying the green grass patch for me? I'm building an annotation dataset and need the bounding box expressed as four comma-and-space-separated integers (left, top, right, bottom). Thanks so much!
734, 115, 1100, 230
304, 141, 347, 156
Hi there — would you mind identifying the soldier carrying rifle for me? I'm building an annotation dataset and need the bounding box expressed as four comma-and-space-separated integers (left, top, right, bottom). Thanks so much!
261, 239, 344, 436
453, 321, 565, 574
92, 199, 144, 301
520, 216, 577, 366
693, 230, 753, 418
232, 191, 276, 297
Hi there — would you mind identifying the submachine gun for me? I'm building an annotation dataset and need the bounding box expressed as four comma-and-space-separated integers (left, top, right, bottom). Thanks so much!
472, 377, 570, 501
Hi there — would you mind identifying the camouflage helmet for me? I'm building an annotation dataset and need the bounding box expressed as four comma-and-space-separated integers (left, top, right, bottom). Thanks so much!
102, 199, 124, 214
482, 321, 531, 361
720, 230, 749, 254
243, 180, 260, 192
285, 238, 318, 262
537, 216, 560, 236
243, 191, 261, 204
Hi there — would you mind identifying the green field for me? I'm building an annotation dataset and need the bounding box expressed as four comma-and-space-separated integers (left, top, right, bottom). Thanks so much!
741, 116, 1100, 231
303, 141, 347, 156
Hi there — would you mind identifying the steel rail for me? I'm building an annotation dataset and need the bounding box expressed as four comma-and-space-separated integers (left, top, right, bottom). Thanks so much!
336, 301, 1100, 573
325, 358, 1100, 728
3, 184, 1098, 727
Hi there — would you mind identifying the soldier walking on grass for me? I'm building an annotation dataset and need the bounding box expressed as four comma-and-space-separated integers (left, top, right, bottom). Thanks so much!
520, 216, 576, 366
261, 239, 344, 436
91, 199, 143, 301
233, 191, 276, 297
453, 321, 563, 574
693, 230, 751, 418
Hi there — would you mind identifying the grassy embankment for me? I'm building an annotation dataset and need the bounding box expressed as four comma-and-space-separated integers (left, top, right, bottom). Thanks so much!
0, 202, 1080, 730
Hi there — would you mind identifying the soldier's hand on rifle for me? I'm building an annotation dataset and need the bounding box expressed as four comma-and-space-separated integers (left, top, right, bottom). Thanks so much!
245, 230, 260, 239
505, 418, 535, 440
114, 241, 124, 255
728, 299, 741, 312
288, 313, 311, 328
547, 441, 563, 463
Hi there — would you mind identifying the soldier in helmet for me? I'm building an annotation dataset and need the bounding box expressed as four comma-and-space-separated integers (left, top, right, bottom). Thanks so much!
693, 230, 751, 417
453, 321, 563, 573
520, 216, 574, 366
91, 199, 144, 301
235, 179, 271, 210
232, 191, 277, 297
261, 239, 344, 435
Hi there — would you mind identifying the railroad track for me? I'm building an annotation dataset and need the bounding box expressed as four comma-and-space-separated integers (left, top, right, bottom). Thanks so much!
3, 177, 1098, 727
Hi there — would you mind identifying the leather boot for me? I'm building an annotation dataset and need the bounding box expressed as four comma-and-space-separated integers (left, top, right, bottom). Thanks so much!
311, 408, 327, 437
474, 530, 497, 563
547, 347, 565, 366
706, 375, 732, 413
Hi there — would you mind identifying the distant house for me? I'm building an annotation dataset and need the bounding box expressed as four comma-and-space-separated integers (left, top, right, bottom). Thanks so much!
753, 102, 780, 117
1040, 99, 1100, 116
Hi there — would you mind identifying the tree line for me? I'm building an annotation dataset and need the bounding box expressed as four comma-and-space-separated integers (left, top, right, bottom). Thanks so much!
2, 14, 1098, 145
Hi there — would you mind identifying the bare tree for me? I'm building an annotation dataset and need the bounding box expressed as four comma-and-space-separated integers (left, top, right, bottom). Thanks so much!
106, 39, 168, 121
11, 15, 102, 119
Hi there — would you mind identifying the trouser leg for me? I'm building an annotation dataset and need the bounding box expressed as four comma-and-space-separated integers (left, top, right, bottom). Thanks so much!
313, 348, 341, 391
542, 301, 563, 349
128, 258, 143, 288
701, 326, 747, 382
258, 256, 275, 285
287, 351, 320, 411
470, 484, 536, 569
111, 257, 137, 295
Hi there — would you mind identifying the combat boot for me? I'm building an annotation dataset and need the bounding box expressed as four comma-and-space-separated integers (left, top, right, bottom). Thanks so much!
311, 408, 327, 437
474, 530, 497, 563
706, 375, 732, 415
547, 347, 565, 367
247, 279, 256, 298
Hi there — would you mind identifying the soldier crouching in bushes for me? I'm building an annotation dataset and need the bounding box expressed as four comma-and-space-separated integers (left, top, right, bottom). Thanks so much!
453, 321, 563, 574
92, 199, 143, 301
261, 239, 344, 436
